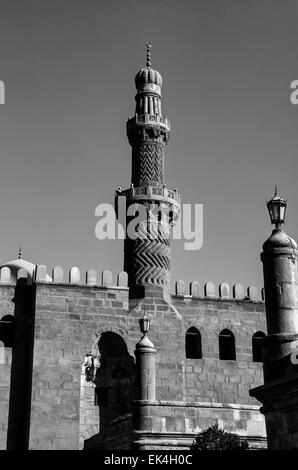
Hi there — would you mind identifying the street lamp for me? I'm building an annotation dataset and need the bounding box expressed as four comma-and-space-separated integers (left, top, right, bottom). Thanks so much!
139, 309, 150, 336
266, 186, 287, 229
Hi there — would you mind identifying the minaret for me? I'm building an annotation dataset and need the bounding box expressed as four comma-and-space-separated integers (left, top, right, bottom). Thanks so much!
118, 44, 180, 297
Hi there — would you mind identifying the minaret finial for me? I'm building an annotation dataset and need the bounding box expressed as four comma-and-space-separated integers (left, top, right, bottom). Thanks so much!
146, 42, 152, 68
18, 246, 22, 259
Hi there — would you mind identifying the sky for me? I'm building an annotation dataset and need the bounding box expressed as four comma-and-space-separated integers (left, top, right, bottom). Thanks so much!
0, 0, 297, 294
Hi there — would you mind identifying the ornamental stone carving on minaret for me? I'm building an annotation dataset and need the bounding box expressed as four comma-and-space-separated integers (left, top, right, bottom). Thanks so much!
116, 44, 181, 293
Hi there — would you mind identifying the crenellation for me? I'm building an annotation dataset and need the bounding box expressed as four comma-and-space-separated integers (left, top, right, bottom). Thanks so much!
171, 280, 264, 304
204, 282, 216, 298
233, 283, 244, 299
69, 267, 81, 284
35, 265, 49, 282
86, 269, 97, 285
175, 280, 186, 295
52, 266, 64, 283
102, 270, 113, 286
219, 283, 230, 299
33, 267, 131, 292
247, 285, 259, 301
16, 268, 29, 282
117, 271, 128, 287
189, 281, 200, 297
0, 267, 11, 284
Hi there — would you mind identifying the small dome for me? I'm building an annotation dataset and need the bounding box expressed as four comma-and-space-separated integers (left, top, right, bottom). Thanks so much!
135, 67, 162, 90
135, 42, 162, 90
0, 259, 52, 282
263, 229, 298, 251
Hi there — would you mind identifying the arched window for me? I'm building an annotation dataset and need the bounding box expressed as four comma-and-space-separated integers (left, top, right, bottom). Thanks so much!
219, 329, 236, 360
0, 314, 14, 347
185, 327, 202, 359
252, 331, 266, 362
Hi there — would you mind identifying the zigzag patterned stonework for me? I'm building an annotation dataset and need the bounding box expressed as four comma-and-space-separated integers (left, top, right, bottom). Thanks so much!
132, 142, 164, 186
124, 45, 175, 293
124, 220, 170, 287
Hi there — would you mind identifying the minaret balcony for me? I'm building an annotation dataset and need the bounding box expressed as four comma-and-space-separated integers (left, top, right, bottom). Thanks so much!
127, 113, 171, 133
122, 183, 181, 212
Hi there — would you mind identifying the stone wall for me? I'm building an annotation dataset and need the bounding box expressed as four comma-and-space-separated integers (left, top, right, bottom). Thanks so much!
0, 284, 16, 449
29, 280, 135, 450
171, 293, 266, 405
0, 348, 12, 449
250, 373, 298, 449
0, 266, 267, 449
132, 401, 266, 449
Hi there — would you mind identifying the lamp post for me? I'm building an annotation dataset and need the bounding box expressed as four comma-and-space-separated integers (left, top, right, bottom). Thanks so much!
139, 310, 150, 337
266, 186, 287, 229
260, 187, 298, 380
249, 189, 298, 449
134, 309, 156, 402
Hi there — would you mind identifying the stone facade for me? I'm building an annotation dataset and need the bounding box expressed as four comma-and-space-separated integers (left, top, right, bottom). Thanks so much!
0, 268, 267, 449
0, 284, 15, 449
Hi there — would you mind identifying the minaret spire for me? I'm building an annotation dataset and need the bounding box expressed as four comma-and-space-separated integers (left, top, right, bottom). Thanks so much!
146, 42, 152, 68
116, 45, 181, 297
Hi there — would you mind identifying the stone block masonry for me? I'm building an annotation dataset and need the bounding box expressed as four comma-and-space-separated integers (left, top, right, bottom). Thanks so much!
0, 284, 17, 449
132, 401, 266, 449
29, 281, 133, 450
0, 267, 267, 449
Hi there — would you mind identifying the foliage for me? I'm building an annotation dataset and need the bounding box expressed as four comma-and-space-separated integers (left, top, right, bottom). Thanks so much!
191, 424, 249, 451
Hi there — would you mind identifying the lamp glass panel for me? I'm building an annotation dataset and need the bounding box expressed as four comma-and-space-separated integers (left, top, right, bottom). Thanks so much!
268, 204, 275, 223
273, 204, 280, 220
280, 205, 286, 221
143, 317, 150, 332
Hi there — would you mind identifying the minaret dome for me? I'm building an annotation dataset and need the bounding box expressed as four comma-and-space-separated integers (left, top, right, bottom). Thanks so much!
135, 43, 163, 91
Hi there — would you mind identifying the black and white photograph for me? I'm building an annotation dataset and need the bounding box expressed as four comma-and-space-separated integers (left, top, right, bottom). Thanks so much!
0, 0, 298, 458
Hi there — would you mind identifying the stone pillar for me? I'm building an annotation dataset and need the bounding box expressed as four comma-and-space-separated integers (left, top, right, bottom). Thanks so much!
134, 334, 156, 402
132, 330, 157, 449
261, 228, 298, 382
250, 218, 298, 449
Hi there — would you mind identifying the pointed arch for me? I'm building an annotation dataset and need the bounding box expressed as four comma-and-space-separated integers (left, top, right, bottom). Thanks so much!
219, 329, 236, 360
185, 327, 202, 359
80, 331, 134, 450
98, 331, 129, 357
252, 331, 266, 362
